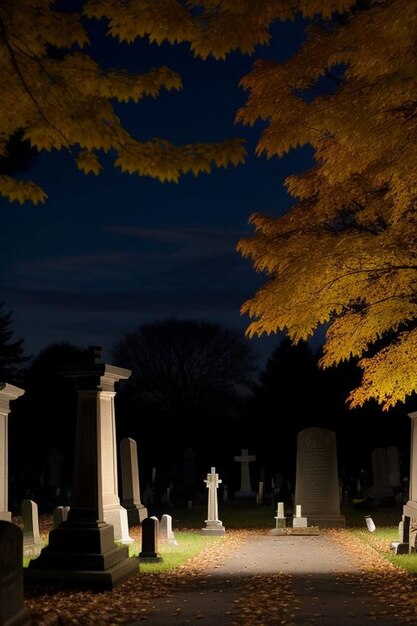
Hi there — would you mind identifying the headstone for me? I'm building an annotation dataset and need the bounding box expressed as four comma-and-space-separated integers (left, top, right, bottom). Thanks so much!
202, 467, 225, 535
269, 501, 286, 536
25, 349, 138, 590
294, 428, 346, 528
52, 505, 70, 529
120, 437, 148, 526
387, 445, 401, 489
256, 481, 264, 505
292, 504, 307, 528
234, 449, 256, 499
159, 514, 178, 545
0, 520, 31, 626
138, 516, 163, 562
21, 499, 43, 556
0, 383, 25, 521
368, 447, 395, 501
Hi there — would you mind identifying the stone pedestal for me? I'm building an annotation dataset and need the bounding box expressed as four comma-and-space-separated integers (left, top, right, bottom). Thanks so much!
0, 383, 24, 521
120, 437, 148, 526
25, 356, 138, 590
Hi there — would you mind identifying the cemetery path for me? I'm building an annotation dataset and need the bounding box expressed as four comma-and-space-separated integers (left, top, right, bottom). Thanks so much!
125, 530, 413, 626
27, 527, 416, 626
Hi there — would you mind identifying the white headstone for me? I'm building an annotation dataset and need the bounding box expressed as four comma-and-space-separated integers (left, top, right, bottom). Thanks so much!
21, 499, 43, 555
159, 514, 178, 545
202, 467, 225, 535
52, 505, 70, 529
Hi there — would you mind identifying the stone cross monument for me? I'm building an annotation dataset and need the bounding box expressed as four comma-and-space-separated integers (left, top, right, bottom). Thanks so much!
202, 467, 225, 535
234, 448, 256, 499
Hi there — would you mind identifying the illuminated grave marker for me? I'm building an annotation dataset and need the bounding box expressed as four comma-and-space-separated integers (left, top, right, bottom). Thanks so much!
202, 467, 225, 535
294, 428, 345, 528
21, 499, 43, 556
160, 514, 177, 545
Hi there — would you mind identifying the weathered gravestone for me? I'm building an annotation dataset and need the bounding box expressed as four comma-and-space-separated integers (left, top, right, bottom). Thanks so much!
0, 520, 31, 626
120, 437, 148, 526
294, 428, 345, 528
202, 467, 225, 535
234, 449, 256, 499
0, 383, 24, 522
159, 514, 177, 545
25, 350, 138, 590
368, 447, 395, 502
387, 445, 401, 490
138, 516, 163, 563
52, 505, 70, 529
21, 499, 43, 556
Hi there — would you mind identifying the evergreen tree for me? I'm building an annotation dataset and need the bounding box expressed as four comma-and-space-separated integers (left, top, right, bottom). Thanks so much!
0, 302, 29, 382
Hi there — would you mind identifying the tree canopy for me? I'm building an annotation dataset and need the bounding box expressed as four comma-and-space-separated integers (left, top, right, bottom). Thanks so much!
0, 0, 254, 205
111, 317, 256, 424
235, 0, 417, 409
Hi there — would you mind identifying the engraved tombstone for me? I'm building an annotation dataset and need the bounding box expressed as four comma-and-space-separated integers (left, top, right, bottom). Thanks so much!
294, 428, 345, 528
0, 521, 31, 626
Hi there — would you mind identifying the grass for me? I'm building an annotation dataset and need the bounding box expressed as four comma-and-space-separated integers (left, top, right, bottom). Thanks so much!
23, 500, 417, 576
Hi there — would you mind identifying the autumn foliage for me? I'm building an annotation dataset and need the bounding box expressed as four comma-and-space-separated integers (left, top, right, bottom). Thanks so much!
235, 0, 417, 409
0, 0, 249, 205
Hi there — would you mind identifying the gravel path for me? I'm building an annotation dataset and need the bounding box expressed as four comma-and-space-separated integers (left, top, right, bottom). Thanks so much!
127, 532, 407, 626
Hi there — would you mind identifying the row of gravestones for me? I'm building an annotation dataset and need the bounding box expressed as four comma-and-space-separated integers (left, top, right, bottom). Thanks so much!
0, 511, 179, 626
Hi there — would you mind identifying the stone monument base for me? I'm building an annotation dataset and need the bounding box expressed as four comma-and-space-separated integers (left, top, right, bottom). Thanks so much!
123, 504, 148, 527
269, 528, 286, 536
202, 520, 225, 536
0, 511, 11, 522
24, 521, 138, 590
138, 553, 163, 563
104, 505, 134, 544
305, 514, 346, 528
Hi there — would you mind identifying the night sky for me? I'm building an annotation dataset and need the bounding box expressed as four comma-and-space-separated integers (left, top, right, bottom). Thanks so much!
1, 15, 312, 366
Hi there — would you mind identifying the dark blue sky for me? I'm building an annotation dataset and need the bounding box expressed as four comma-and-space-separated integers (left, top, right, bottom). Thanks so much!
1, 15, 313, 366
